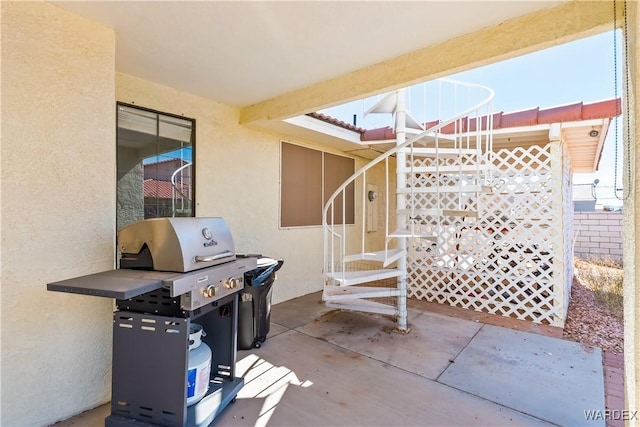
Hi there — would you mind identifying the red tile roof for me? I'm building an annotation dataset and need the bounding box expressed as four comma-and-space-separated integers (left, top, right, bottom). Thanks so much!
144, 179, 190, 200
357, 98, 621, 141
306, 112, 366, 133
358, 126, 395, 141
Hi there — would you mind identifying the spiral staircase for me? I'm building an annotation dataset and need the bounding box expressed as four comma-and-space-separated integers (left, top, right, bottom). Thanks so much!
322, 79, 495, 331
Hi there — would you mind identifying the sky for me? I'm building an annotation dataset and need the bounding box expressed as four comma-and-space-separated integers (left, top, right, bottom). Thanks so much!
320, 30, 625, 206
143, 147, 193, 164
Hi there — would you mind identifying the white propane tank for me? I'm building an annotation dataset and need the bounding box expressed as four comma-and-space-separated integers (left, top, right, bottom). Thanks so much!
186, 323, 212, 406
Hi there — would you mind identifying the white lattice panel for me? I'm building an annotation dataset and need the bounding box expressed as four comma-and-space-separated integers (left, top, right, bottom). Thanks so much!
407, 144, 570, 326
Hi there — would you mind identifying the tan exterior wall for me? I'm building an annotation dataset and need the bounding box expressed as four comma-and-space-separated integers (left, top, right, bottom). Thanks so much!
362, 158, 398, 254
1, 2, 115, 426
116, 73, 369, 304
625, 0, 639, 417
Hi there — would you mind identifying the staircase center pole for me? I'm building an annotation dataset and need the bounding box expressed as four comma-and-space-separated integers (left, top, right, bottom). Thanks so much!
395, 89, 408, 332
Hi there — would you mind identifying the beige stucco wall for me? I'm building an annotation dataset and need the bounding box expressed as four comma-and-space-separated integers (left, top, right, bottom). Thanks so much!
363, 159, 398, 254
1, 2, 115, 426
116, 73, 372, 305
625, 0, 639, 418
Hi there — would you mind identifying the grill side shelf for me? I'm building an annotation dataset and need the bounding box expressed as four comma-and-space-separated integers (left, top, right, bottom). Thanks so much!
47, 269, 178, 300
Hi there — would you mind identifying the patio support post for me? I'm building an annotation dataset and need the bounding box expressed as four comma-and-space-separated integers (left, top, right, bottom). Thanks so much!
559, 128, 575, 328
395, 88, 408, 332
549, 128, 567, 327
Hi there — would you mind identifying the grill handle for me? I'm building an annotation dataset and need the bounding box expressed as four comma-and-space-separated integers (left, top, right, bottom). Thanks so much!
195, 250, 235, 263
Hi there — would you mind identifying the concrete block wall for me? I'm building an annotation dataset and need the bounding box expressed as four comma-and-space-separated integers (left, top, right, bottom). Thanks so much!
573, 211, 623, 263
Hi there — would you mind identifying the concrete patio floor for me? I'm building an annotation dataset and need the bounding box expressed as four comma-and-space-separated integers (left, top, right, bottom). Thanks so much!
57, 291, 605, 426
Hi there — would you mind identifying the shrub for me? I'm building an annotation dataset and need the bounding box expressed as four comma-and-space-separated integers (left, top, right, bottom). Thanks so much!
574, 258, 623, 318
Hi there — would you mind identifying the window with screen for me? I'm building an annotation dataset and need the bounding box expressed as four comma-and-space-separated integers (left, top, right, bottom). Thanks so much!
280, 141, 354, 227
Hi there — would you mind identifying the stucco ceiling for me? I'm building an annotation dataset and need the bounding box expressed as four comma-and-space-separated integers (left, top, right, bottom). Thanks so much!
51, 1, 565, 108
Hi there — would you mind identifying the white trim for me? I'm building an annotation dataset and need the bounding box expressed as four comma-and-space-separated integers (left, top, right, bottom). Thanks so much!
283, 115, 363, 144
592, 118, 610, 171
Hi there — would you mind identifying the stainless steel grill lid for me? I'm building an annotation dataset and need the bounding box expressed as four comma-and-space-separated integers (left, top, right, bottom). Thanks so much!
118, 217, 236, 272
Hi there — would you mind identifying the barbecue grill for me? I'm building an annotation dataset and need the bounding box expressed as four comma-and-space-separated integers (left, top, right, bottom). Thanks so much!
48, 217, 257, 427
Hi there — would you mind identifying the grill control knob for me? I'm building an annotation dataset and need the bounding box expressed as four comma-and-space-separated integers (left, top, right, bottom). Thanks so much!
203, 285, 217, 298
225, 277, 239, 289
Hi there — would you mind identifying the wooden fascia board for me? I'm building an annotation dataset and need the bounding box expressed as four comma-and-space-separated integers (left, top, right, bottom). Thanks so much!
239, 1, 621, 124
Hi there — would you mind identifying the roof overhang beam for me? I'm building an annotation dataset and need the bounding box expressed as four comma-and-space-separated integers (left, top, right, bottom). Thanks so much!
239, 1, 620, 125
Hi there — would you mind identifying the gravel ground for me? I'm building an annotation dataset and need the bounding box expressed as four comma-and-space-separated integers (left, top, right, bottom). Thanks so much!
563, 277, 624, 354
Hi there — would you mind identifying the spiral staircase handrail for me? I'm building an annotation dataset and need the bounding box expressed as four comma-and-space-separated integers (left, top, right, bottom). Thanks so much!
322, 79, 495, 231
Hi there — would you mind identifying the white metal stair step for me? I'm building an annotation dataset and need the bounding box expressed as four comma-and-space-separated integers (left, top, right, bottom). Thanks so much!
364, 94, 423, 131
343, 248, 406, 267
323, 285, 403, 301
364, 92, 398, 115
323, 269, 402, 286
397, 208, 478, 218
325, 299, 397, 316
397, 185, 492, 194
388, 228, 437, 241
